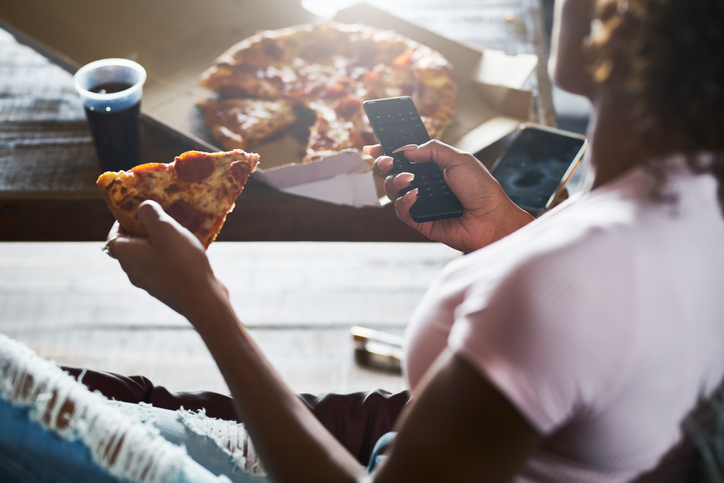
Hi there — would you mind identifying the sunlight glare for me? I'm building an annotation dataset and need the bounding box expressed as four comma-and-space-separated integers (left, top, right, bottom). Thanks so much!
301, 0, 408, 18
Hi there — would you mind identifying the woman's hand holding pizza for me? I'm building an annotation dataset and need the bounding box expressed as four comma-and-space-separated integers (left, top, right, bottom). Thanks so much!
106, 200, 228, 324
368, 140, 534, 253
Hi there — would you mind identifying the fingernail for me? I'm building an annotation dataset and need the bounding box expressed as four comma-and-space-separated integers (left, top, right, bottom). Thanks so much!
362, 145, 375, 155
396, 172, 415, 186
393, 144, 418, 153
403, 188, 418, 202
377, 156, 393, 170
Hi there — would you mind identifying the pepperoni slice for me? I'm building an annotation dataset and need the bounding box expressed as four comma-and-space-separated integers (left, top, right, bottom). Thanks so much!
175, 153, 214, 183
166, 199, 206, 233
334, 98, 362, 119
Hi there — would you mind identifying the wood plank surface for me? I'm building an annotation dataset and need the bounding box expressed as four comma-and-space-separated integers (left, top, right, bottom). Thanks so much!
0, 241, 460, 394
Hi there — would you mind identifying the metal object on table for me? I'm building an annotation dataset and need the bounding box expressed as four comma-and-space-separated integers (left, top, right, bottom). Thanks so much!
351, 326, 404, 374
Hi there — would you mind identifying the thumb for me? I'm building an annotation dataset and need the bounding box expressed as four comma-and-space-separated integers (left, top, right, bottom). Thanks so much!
136, 199, 204, 251
399, 140, 473, 171
136, 200, 175, 242
136, 199, 166, 225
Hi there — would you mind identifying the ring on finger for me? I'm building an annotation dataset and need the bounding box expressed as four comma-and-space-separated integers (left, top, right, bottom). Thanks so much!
102, 236, 120, 259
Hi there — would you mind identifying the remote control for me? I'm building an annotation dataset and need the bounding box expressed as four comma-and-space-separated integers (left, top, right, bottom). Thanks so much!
363, 96, 463, 222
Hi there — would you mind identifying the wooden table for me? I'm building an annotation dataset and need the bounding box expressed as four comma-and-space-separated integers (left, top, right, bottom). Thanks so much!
0, 0, 555, 242
0, 241, 462, 395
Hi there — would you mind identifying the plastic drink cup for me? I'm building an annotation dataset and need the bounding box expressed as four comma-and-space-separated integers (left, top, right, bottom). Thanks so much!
74, 59, 147, 171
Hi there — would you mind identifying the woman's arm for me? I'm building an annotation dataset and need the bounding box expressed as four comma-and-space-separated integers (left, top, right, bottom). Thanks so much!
110, 202, 365, 482
376, 350, 542, 482
203, 309, 542, 483
109, 201, 541, 482
368, 141, 534, 253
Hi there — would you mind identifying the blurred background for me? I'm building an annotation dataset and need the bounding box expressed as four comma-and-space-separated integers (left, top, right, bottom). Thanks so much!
300, 0, 591, 135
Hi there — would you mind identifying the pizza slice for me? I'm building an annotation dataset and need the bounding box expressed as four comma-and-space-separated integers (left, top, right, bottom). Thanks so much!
302, 97, 377, 163
197, 98, 298, 151
96, 149, 259, 249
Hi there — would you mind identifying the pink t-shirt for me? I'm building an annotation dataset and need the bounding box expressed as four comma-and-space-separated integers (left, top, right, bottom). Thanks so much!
404, 154, 724, 482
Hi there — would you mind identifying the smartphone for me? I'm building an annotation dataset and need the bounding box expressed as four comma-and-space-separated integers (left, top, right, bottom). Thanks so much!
363, 96, 463, 223
490, 124, 588, 215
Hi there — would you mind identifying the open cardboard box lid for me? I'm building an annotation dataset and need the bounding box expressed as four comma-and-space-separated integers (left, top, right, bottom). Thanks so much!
0, 0, 538, 207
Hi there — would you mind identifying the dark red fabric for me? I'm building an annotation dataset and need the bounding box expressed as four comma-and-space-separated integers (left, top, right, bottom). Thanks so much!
62, 367, 155, 404
61, 366, 409, 465
296, 390, 409, 464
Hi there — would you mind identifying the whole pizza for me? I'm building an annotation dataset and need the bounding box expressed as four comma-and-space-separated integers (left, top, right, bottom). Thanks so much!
197, 21, 457, 163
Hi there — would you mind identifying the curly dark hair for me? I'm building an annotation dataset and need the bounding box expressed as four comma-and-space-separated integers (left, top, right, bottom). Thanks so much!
589, 0, 724, 209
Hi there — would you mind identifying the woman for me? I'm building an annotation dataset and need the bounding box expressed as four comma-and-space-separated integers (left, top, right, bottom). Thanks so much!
105, 0, 724, 481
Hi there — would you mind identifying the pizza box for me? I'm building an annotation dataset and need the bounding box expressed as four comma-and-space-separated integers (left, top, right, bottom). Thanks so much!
0, 0, 537, 207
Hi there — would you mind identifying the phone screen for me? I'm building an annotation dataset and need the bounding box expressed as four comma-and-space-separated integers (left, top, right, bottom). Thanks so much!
491, 127, 586, 212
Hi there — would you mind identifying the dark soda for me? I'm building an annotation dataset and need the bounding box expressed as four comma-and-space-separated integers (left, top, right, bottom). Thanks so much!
84, 81, 141, 171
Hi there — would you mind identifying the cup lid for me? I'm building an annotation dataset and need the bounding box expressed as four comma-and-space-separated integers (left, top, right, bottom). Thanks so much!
74, 58, 147, 101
